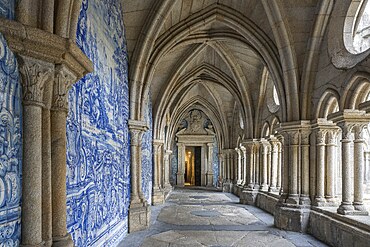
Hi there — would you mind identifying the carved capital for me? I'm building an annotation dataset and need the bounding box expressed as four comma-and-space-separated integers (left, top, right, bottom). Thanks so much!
130, 129, 144, 146
52, 65, 77, 111
18, 56, 53, 106
316, 130, 327, 145
287, 131, 300, 145
338, 122, 354, 140
327, 129, 339, 145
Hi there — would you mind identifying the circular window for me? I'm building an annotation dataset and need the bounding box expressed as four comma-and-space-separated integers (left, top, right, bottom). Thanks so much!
344, 0, 370, 54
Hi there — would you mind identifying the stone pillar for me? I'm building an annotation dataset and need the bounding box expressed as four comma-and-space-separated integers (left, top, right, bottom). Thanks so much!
300, 130, 311, 204
274, 121, 311, 233
163, 150, 173, 192
329, 110, 370, 215
314, 130, 326, 206
254, 142, 260, 189
177, 143, 185, 186
152, 139, 164, 205
128, 120, 150, 232
353, 125, 368, 212
50, 65, 75, 246
277, 141, 282, 192
286, 131, 300, 204
207, 143, 214, 186
326, 130, 339, 204
239, 146, 246, 186
19, 57, 53, 247
365, 151, 370, 192
260, 139, 269, 191
235, 148, 242, 184
42, 105, 52, 247
269, 138, 279, 192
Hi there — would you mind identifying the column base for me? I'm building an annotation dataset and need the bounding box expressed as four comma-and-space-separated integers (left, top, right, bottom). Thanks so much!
260, 184, 269, 192
240, 189, 258, 205
163, 183, 172, 199
274, 204, 310, 232
337, 203, 355, 215
52, 233, 74, 247
44, 239, 52, 247
268, 186, 279, 193
129, 202, 151, 232
353, 203, 369, 215
152, 188, 164, 205
299, 195, 311, 205
285, 194, 300, 205
222, 181, 232, 192
312, 197, 326, 207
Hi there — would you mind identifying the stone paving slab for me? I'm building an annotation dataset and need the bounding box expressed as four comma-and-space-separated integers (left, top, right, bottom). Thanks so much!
119, 188, 328, 247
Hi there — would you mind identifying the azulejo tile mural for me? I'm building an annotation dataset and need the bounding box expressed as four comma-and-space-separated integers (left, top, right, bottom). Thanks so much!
0, 33, 22, 246
141, 93, 153, 205
0, 0, 15, 20
66, 0, 130, 246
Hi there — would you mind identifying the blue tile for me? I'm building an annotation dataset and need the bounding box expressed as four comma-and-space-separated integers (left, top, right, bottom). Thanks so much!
66, 0, 130, 246
0, 32, 22, 246
0, 0, 15, 20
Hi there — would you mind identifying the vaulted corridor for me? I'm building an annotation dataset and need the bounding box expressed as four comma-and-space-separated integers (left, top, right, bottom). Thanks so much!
120, 189, 327, 247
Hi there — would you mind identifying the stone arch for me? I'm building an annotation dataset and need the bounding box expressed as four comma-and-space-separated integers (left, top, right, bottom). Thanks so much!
130, 3, 292, 123
341, 71, 370, 109
316, 88, 340, 118
153, 62, 248, 141
166, 96, 226, 151
261, 122, 271, 138
270, 116, 281, 135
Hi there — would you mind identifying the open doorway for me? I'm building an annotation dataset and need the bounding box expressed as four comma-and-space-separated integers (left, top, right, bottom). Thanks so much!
185, 146, 202, 186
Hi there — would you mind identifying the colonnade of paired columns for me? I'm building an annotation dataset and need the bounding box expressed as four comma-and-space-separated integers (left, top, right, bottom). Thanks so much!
231, 137, 283, 201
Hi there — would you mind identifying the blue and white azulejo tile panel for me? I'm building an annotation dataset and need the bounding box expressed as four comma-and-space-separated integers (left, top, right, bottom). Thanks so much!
66, 0, 130, 246
141, 93, 153, 205
0, 0, 15, 20
0, 33, 22, 246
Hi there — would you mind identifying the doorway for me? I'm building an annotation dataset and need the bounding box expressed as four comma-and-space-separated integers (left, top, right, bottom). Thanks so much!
184, 146, 202, 186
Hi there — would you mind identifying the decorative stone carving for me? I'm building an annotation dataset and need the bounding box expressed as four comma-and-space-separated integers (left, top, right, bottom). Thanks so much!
52, 65, 76, 111
18, 56, 53, 106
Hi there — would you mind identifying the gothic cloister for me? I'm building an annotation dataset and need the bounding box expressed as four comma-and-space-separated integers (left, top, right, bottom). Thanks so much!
0, 0, 369, 246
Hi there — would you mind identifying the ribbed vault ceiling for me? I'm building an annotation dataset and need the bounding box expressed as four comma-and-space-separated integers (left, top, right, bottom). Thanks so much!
122, 0, 320, 148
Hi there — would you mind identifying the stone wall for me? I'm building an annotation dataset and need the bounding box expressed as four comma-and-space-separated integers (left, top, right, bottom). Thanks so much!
141, 93, 153, 205
66, 0, 130, 246
0, 32, 22, 247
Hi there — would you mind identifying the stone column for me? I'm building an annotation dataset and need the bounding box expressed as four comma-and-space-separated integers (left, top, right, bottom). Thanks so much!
239, 146, 246, 186
260, 139, 269, 191
253, 142, 260, 189
207, 143, 214, 186
329, 110, 370, 215
269, 138, 279, 192
314, 130, 326, 206
267, 144, 272, 186
19, 57, 53, 247
300, 130, 311, 204
235, 148, 242, 184
177, 143, 185, 186
338, 123, 355, 214
286, 131, 300, 204
326, 130, 339, 204
353, 125, 368, 212
365, 151, 370, 192
163, 150, 172, 192
128, 120, 150, 232
277, 141, 282, 192
152, 139, 164, 205
50, 65, 75, 246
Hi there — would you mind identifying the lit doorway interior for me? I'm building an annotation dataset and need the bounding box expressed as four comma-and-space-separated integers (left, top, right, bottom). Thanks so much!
185, 146, 202, 186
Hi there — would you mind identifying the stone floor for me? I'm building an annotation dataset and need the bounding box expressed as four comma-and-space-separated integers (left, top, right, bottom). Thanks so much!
119, 187, 328, 247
